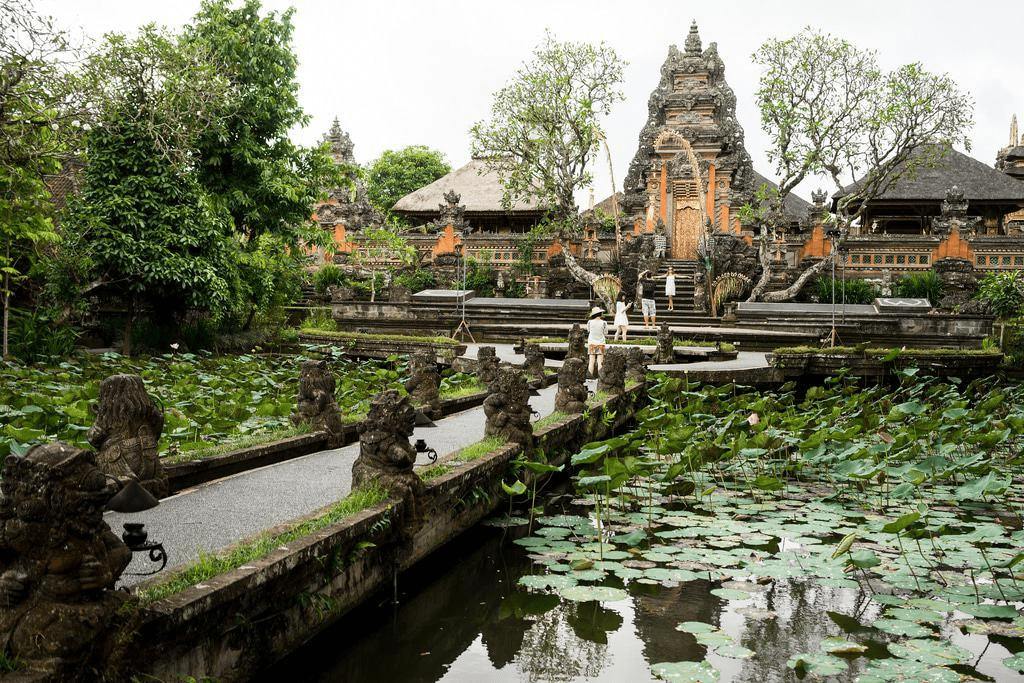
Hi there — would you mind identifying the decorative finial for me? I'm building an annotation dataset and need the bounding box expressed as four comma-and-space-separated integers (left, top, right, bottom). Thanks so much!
685, 21, 702, 56
1011, 114, 1019, 147
324, 117, 355, 164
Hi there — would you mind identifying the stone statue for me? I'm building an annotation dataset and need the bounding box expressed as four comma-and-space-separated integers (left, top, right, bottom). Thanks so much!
483, 368, 534, 449
523, 342, 546, 382
404, 350, 441, 419
654, 323, 675, 364
88, 374, 168, 499
624, 346, 648, 385
596, 348, 626, 397
352, 390, 424, 532
554, 357, 588, 414
475, 346, 500, 385
566, 323, 587, 362
291, 360, 345, 448
0, 443, 132, 673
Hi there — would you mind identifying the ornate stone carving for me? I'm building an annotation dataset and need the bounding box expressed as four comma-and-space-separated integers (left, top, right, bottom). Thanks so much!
438, 190, 466, 231
934, 257, 980, 309
596, 348, 626, 396
353, 390, 424, 532
523, 342, 546, 381
624, 347, 648, 384
88, 374, 167, 499
483, 368, 534, 449
291, 360, 345, 448
475, 346, 500, 384
0, 443, 131, 673
654, 323, 675, 364
554, 358, 588, 414
404, 350, 441, 419
566, 323, 587, 362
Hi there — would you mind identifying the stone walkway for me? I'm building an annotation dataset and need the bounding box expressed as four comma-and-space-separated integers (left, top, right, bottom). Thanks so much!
107, 343, 769, 587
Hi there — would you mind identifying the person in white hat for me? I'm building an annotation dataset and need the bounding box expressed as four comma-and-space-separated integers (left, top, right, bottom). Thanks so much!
586, 306, 607, 377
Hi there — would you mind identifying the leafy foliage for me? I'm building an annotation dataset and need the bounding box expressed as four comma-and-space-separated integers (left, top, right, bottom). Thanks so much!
812, 277, 879, 305
471, 30, 626, 222
365, 146, 450, 215
893, 271, 944, 304
976, 271, 1024, 319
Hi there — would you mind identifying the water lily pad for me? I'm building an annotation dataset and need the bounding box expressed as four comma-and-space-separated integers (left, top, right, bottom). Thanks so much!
481, 515, 529, 528
713, 644, 754, 659
887, 639, 971, 666
786, 652, 848, 676
675, 621, 716, 634
871, 593, 908, 606
650, 660, 719, 682
535, 526, 573, 538
709, 587, 751, 601
886, 607, 944, 623
571, 569, 607, 582
816, 577, 860, 589
856, 657, 960, 683
1003, 652, 1024, 673
694, 631, 733, 647
558, 585, 627, 602
820, 637, 867, 654
956, 603, 1020, 619
872, 618, 932, 637
518, 574, 578, 590
906, 598, 954, 612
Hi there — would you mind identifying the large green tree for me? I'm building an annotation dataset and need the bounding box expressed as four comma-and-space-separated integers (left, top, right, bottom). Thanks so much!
746, 27, 973, 302
184, 0, 339, 247
366, 145, 450, 214
470, 31, 626, 224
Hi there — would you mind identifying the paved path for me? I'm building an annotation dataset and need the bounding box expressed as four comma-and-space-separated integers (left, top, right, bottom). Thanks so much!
107, 343, 770, 586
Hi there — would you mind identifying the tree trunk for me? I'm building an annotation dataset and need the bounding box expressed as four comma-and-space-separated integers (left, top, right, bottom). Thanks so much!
2, 271, 9, 361
557, 239, 615, 312
122, 298, 135, 356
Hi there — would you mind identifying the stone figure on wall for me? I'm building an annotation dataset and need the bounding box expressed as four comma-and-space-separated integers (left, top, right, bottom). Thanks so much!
483, 368, 534, 450
0, 443, 132, 674
88, 374, 168, 499
624, 347, 648, 385
523, 342, 546, 382
475, 346, 500, 384
291, 360, 345, 448
654, 323, 675, 364
404, 350, 441, 419
566, 323, 587, 362
353, 390, 424, 532
596, 348, 626, 397
554, 357, 588, 414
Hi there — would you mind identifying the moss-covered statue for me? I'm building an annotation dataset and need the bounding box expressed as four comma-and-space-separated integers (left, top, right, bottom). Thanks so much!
554, 357, 588, 414
0, 443, 132, 675
566, 323, 587, 362
654, 322, 675, 364
404, 350, 441, 419
483, 368, 534, 450
353, 390, 425, 531
596, 348, 626, 397
475, 346, 500, 385
291, 360, 345, 448
88, 374, 168, 499
523, 342, 546, 382
624, 346, 648, 385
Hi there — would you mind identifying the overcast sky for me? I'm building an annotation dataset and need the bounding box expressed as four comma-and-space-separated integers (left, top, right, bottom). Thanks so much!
38, 0, 1024, 204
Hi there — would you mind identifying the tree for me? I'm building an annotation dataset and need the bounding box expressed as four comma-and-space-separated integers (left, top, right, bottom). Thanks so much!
184, 0, 340, 248
471, 30, 626, 224
0, 0, 85, 359
55, 26, 235, 355
745, 27, 973, 302
366, 146, 450, 215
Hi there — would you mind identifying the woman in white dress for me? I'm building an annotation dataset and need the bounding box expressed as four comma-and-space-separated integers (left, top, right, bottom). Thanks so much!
613, 292, 631, 341
663, 266, 676, 310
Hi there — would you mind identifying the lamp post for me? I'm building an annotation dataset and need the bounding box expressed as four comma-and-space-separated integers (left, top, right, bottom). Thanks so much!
825, 229, 842, 347
105, 479, 168, 578
454, 232, 474, 342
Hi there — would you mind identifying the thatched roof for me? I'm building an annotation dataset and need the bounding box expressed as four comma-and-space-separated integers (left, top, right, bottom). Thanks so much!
834, 145, 1024, 206
391, 158, 546, 216
750, 170, 814, 221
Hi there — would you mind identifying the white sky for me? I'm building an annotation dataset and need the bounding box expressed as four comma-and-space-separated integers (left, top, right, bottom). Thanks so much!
37, 0, 1024, 204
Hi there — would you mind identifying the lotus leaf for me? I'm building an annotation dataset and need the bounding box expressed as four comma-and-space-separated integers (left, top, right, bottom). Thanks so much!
650, 660, 719, 682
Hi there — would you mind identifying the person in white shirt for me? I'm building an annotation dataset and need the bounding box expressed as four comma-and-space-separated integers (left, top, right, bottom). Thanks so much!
613, 292, 631, 341
586, 306, 608, 377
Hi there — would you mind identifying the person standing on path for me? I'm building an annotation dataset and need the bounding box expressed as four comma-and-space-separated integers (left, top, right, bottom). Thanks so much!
663, 266, 676, 310
586, 306, 607, 377
639, 271, 658, 329
613, 292, 631, 341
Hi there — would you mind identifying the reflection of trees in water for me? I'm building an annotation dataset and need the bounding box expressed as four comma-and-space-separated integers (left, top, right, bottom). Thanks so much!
515, 601, 614, 681
733, 580, 883, 683
632, 580, 722, 665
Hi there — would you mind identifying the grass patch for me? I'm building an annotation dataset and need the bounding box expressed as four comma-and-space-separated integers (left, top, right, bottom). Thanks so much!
454, 435, 507, 462
589, 391, 611, 404
0, 651, 22, 673
418, 463, 454, 481
134, 484, 389, 605
533, 411, 570, 432
299, 329, 462, 346
164, 423, 316, 463
439, 377, 486, 400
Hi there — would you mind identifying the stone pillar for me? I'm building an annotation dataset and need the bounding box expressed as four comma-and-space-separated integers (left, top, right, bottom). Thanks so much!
291, 360, 345, 448
483, 368, 534, 450
554, 358, 588, 414
404, 350, 441, 419
596, 348, 627, 397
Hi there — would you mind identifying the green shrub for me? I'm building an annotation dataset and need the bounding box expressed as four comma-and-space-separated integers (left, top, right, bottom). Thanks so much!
313, 263, 348, 294
393, 269, 435, 293
893, 271, 944, 304
976, 271, 1024, 319
9, 308, 78, 362
813, 277, 879, 305
300, 308, 336, 332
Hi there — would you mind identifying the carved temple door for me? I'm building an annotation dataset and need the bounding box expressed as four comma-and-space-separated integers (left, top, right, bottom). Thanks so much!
670, 180, 701, 259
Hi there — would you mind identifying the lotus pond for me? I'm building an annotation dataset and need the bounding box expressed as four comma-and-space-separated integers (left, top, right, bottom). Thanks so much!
0, 348, 408, 462
272, 369, 1024, 682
